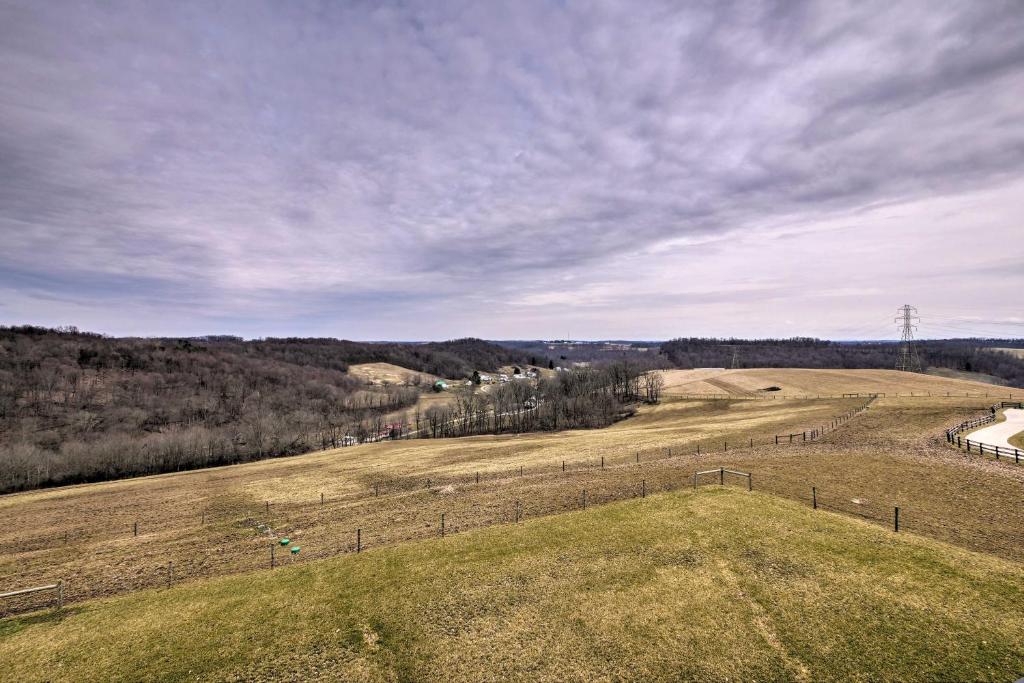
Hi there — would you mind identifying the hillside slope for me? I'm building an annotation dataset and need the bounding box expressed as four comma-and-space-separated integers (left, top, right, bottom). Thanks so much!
661, 368, 1023, 398
1, 488, 1021, 682
0, 327, 535, 492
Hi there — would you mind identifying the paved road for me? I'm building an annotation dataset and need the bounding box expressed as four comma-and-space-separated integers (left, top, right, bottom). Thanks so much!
968, 408, 1024, 450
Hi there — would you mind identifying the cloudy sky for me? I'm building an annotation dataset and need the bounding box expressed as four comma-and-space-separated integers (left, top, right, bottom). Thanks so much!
2, 1, 1023, 340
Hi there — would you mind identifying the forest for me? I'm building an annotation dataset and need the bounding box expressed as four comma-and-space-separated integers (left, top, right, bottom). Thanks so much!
0, 327, 539, 492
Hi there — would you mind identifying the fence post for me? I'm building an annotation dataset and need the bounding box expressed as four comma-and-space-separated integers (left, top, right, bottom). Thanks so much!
747, 473, 752, 492
582, 489, 587, 509
441, 513, 445, 537
133, 521, 138, 537
271, 544, 275, 568
57, 580, 63, 609
266, 501, 270, 514
894, 507, 900, 532
562, 460, 565, 472
775, 435, 779, 445
520, 465, 524, 476
803, 432, 806, 441
719, 467, 724, 485
749, 438, 753, 448
357, 528, 361, 553
697, 444, 701, 455
321, 493, 324, 506
724, 442, 728, 452
812, 487, 817, 510
694, 471, 698, 490
601, 456, 604, 469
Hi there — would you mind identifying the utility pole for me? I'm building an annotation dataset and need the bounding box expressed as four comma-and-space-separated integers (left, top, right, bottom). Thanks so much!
894, 305, 922, 373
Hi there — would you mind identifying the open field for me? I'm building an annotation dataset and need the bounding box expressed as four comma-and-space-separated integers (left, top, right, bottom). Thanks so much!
2, 368, 1024, 683
3, 370, 1024, 615
0, 395, 871, 609
995, 348, 1024, 360
347, 362, 437, 386
2, 487, 1023, 682
926, 366, 1010, 386
661, 367, 1022, 398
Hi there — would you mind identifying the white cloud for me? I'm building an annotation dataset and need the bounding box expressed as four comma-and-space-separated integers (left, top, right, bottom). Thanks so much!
1, 0, 1023, 339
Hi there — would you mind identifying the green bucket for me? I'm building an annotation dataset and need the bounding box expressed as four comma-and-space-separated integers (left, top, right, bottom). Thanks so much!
290, 546, 301, 554
279, 538, 290, 546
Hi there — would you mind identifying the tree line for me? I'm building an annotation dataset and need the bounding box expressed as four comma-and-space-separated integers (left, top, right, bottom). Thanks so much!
412, 361, 663, 439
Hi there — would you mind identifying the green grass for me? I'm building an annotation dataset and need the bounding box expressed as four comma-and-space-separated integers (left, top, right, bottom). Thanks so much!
2, 488, 1022, 682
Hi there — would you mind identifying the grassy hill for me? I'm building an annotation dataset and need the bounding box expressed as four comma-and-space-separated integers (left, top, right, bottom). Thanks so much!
660, 367, 1024, 398
3, 368, 1024, 680
2, 487, 1022, 681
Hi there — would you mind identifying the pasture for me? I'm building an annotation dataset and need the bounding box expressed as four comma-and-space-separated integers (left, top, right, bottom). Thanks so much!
1, 488, 1022, 681
2, 368, 1024, 680
661, 367, 1021, 398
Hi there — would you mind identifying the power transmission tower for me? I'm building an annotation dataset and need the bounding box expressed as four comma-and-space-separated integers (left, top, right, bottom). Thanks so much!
730, 347, 740, 369
894, 305, 922, 372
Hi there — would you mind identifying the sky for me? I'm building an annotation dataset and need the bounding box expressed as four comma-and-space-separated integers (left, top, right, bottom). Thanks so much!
1, 0, 1023, 341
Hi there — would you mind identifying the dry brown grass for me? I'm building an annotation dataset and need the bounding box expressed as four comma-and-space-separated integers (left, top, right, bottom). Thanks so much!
2, 488, 1023, 682
347, 362, 437, 385
2, 370, 1022, 617
661, 367, 1021, 397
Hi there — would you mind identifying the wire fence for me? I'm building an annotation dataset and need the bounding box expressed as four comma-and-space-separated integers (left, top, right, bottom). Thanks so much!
10, 395, 1020, 616
670, 390, 1019, 401
0, 400, 876, 557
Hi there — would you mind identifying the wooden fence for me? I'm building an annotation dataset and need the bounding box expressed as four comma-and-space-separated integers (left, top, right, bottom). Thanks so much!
0, 581, 63, 612
944, 405, 1022, 464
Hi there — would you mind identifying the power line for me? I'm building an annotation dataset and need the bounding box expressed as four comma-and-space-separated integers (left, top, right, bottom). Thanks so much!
895, 305, 922, 373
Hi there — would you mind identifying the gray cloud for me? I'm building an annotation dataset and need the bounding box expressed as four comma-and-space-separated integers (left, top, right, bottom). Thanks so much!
1, 0, 1023, 339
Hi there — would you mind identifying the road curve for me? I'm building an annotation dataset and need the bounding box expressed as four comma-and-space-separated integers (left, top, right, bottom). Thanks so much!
968, 408, 1024, 450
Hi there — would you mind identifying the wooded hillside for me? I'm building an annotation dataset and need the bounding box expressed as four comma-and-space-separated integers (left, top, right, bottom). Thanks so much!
0, 327, 537, 492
